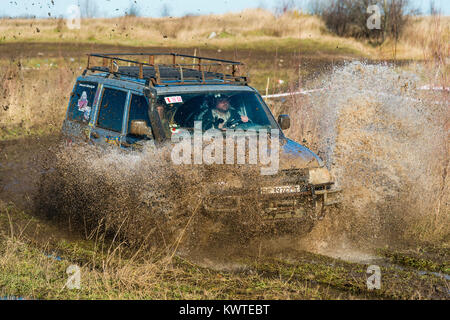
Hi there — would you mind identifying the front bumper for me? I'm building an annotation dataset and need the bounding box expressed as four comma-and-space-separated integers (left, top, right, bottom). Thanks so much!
203, 183, 341, 220
314, 186, 341, 206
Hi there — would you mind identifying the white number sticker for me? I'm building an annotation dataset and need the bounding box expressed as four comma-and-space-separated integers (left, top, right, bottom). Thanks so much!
164, 96, 183, 104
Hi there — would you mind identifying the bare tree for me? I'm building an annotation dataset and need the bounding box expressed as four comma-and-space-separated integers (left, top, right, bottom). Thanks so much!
429, 0, 441, 16
126, 1, 140, 17
79, 0, 98, 18
308, 0, 326, 15
274, 0, 297, 16
160, 4, 171, 17
257, 0, 267, 10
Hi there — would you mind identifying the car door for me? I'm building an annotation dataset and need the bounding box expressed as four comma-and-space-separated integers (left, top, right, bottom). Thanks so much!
90, 86, 129, 147
122, 92, 154, 149
63, 81, 100, 142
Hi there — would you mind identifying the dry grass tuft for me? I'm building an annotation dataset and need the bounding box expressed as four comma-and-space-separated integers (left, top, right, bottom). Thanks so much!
0, 59, 76, 137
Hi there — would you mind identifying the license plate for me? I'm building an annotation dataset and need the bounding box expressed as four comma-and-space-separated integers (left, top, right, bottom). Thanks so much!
260, 185, 305, 195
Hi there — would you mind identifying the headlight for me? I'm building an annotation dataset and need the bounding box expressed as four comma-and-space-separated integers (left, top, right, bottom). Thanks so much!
308, 167, 332, 185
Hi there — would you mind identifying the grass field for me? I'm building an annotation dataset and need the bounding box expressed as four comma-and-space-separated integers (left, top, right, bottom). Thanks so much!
1, 204, 448, 300
0, 9, 448, 300
0, 9, 448, 59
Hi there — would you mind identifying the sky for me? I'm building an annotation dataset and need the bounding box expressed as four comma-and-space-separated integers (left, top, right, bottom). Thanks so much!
1, 0, 449, 18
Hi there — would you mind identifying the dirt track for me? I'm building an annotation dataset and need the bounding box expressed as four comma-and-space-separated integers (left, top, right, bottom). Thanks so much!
0, 41, 360, 59
0, 135, 59, 207
0, 41, 394, 89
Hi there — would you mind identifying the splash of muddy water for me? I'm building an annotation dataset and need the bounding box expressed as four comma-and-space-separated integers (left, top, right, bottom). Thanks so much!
36, 62, 448, 264
294, 62, 449, 257
35, 141, 267, 256
36, 143, 200, 248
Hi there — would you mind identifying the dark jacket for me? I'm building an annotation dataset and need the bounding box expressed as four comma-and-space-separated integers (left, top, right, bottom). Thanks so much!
196, 107, 242, 131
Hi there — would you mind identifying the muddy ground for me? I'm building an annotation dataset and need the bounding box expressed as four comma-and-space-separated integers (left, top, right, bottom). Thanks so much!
0, 41, 414, 89
1, 122, 448, 300
0, 134, 448, 299
0, 43, 448, 300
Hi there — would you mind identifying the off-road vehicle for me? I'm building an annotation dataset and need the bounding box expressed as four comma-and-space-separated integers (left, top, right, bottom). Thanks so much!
61, 52, 340, 236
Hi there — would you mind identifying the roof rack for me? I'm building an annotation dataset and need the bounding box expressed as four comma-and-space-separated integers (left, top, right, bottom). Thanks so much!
85, 53, 248, 86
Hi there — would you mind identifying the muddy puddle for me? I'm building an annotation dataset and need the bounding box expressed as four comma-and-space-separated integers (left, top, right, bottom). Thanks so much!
0, 135, 60, 206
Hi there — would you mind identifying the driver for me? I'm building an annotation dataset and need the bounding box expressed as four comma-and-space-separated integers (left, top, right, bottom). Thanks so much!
199, 97, 249, 130
156, 103, 171, 136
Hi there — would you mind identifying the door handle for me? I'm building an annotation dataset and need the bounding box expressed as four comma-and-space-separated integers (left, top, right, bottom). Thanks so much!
121, 141, 132, 148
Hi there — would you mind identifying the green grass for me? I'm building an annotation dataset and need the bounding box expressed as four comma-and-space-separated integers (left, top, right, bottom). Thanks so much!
378, 247, 449, 274
228, 38, 361, 56
0, 234, 334, 299
251, 254, 449, 300
0, 205, 448, 300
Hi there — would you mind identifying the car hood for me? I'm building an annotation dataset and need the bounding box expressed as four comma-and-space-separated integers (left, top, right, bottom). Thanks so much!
162, 133, 324, 170
279, 138, 324, 170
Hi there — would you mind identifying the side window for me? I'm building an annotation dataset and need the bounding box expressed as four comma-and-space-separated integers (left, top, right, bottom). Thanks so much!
127, 94, 151, 134
67, 82, 98, 122
96, 88, 128, 132
240, 92, 271, 126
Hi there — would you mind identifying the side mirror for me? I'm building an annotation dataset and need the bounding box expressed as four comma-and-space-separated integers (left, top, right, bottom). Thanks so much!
130, 120, 151, 137
278, 114, 290, 130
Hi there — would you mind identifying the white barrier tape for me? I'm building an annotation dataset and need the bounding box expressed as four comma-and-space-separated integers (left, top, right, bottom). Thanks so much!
262, 88, 323, 99
418, 85, 449, 91
262, 85, 448, 99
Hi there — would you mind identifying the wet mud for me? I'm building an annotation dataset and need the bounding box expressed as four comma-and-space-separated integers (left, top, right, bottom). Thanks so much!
0, 59, 448, 299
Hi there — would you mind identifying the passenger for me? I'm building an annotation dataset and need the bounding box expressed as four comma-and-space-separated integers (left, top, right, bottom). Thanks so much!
198, 97, 249, 130
156, 103, 171, 136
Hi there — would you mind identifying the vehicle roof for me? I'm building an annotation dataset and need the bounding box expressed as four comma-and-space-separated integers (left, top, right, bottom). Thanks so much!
154, 84, 257, 95
78, 74, 146, 92
86, 53, 248, 87
76, 74, 258, 96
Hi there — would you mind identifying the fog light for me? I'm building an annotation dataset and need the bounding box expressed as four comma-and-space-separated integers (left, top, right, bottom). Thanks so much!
308, 167, 332, 185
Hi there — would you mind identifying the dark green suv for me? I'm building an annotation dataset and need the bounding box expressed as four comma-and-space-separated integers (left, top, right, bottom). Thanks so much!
62, 52, 340, 235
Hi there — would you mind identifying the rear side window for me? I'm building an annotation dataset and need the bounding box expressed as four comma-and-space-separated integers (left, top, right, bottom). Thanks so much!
67, 82, 98, 122
127, 94, 151, 133
96, 88, 128, 132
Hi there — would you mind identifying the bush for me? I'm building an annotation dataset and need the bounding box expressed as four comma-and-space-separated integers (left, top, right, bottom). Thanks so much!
311, 0, 416, 44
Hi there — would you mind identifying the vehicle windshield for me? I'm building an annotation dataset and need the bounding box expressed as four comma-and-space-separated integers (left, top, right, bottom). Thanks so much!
155, 91, 278, 133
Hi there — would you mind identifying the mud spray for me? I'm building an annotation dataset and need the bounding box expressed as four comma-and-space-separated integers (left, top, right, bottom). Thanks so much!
37, 143, 199, 248
35, 140, 269, 259
35, 62, 448, 264
292, 62, 449, 260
